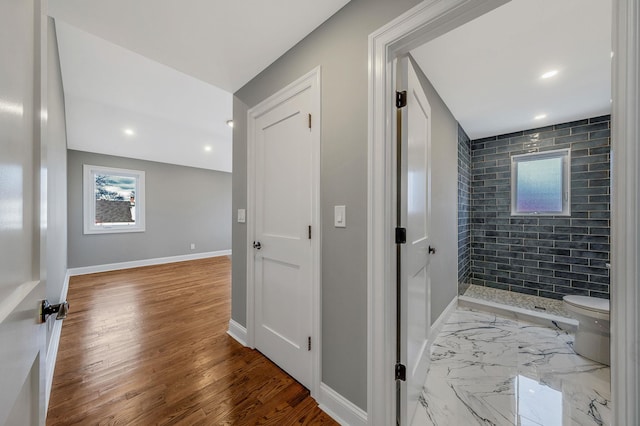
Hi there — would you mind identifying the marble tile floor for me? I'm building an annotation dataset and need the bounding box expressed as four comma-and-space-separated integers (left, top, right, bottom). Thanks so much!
412, 308, 611, 426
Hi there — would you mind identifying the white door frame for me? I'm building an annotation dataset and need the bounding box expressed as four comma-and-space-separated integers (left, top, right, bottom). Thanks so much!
246, 66, 322, 399
610, 0, 640, 424
367, 1, 639, 425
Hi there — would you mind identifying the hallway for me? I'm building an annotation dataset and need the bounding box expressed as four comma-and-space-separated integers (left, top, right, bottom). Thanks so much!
47, 257, 336, 425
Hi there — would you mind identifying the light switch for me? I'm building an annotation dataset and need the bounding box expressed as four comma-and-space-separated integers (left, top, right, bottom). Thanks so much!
334, 205, 346, 228
238, 209, 246, 223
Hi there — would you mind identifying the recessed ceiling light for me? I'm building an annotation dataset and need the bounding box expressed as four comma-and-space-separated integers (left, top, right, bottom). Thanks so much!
123, 128, 135, 136
540, 70, 558, 79
226, 120, 234, 128
204, 145, 212, 152
534, 114, 547, 120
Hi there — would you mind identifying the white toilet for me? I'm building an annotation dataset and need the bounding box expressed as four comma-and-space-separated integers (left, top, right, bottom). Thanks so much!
563, 295, 610, 365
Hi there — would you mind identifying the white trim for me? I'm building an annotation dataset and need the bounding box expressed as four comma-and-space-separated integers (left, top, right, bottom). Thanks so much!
45, 271, 70, 412
611, 0, 640, 423
227, 319, 248, 346
318, 383, 367, 426
67, 250, 231, 276
428, 297, 458, 342
246, 67, 322, 398
367, 1, 511, 424
45, 320, 63, 410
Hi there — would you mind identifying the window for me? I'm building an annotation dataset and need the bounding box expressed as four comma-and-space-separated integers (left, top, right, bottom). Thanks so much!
511, 149, 570, 216
83, 164, 145, 234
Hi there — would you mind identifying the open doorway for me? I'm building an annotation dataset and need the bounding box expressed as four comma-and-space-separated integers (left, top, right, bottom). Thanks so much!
368, 0, 639, 424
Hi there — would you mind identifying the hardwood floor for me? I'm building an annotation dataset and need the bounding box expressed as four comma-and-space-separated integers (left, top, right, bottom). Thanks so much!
47, 257, 337, 425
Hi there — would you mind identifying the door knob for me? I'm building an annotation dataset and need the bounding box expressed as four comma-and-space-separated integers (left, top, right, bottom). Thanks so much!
40, 300, 69, 323
253, 241, 262, 250
428, 246, 436, 254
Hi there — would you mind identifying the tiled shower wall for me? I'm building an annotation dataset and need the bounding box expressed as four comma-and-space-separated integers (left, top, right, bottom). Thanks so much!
459, 115, 610, 300
457, 125, 472, 295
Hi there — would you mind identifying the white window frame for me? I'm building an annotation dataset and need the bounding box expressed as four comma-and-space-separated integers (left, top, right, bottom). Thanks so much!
511, 148, 571, 216
83, 164, 146, 234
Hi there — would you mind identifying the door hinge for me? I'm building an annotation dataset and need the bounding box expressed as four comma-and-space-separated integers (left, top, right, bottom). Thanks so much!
395, 227, 407, 244
396, 91, 407, 108
308, 225, 312, 239
308, 113, 312, 129
395, 363, 406, 381
308, 336, 312, 351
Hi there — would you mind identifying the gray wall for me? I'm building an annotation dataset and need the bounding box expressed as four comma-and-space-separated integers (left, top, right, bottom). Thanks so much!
46, 19, 69, 349
232, 0, 421, 410
68, 150, 231, 268
231, 96, 248, 324
457, 125, 472, 296
469, 116, 611, 299
410, 57, 460, 324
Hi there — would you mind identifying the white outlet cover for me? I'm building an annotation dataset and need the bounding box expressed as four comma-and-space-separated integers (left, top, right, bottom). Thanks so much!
238, 208, 246, 223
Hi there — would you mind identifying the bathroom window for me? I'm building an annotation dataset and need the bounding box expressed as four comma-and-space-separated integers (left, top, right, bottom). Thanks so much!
511, 149, 570, 216
83, 164, 146, 234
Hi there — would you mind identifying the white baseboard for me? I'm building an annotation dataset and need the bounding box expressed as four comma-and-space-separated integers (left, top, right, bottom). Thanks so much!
429, 296, 458, 341
45, 319, 63, 410
318, 383, 367, 426
227, 319, 247, 346
67, 250, 232, 276
45, 270, 70, 411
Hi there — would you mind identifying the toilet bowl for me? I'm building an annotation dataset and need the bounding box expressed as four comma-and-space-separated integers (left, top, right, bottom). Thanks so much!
563, 295, 610, 365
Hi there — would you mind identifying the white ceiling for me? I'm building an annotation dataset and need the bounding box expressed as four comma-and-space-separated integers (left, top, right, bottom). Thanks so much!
49, 0, 351, 93
56, 22, 234, 172
50, 0, 351, 172
51, 0, 611, 168
411, 0, 612, 140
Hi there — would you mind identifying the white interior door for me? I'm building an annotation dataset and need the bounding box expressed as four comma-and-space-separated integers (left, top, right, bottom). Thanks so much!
1, 0, 47, 423
397, 56, 433, 426
251, 83, 314, 389
0, 283, 47, 426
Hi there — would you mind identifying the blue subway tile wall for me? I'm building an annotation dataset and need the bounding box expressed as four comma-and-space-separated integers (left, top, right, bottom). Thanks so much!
468, 115, 610, 300
458, 124, 472, 295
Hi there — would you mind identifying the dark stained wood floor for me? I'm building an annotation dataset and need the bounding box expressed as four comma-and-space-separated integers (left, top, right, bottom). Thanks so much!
47, 257, 337, 425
